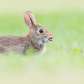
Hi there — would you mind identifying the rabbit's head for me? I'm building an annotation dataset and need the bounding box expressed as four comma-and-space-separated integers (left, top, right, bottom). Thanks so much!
23, 11, 53, 44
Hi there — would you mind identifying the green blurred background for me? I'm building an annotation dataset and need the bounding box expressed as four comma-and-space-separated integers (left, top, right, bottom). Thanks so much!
0, 0, 84, 13
0, 0, 84, 84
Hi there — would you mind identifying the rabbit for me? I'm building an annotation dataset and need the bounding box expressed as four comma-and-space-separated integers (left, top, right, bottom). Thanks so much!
0, 11, 53, 55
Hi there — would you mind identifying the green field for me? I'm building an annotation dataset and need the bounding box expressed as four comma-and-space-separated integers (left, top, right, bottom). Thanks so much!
0, 0, 84, 84
0, 12, 84, 84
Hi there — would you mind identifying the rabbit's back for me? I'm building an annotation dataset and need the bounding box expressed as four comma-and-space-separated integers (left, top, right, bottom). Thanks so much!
0, 36, 21, 46
0, 36, 30, 54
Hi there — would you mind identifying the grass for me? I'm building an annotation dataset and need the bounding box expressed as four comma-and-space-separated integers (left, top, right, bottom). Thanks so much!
0, 11, 84, 84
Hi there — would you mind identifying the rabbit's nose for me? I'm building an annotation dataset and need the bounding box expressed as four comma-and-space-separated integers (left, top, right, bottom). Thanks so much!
49, 36, 53, 41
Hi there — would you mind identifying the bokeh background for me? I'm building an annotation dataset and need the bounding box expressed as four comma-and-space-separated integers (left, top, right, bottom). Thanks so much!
0, 0, 84, 84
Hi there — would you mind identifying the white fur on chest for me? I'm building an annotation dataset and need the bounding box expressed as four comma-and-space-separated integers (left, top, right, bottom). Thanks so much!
38, 40, 47, 55
41, 45, 46, 55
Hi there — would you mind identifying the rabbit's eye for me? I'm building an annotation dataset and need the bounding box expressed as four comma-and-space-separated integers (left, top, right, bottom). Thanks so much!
39, 29, 44, 33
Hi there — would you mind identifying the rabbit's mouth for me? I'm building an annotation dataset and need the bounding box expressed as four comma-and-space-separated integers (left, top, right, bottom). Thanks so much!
38, 38, 53, 44
42, 39, 50, 43
49, 38, 53, 41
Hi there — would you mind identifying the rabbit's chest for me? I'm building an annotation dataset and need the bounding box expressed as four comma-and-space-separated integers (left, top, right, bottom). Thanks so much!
40, 45, 46, 54
34, 44, 46, 54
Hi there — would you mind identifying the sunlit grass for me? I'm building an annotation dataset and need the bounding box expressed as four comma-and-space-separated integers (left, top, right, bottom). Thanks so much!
0, 11, 84, 84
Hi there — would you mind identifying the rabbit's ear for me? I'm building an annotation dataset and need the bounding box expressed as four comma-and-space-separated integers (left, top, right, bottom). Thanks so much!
23, 12, 32, 27
26, 11, 36, 25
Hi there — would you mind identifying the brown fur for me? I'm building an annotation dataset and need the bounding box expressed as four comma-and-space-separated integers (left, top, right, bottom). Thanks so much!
0, 11, 53, 55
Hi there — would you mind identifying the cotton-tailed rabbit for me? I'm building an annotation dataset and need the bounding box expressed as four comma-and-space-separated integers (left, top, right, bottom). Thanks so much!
0, 11, 53, 55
